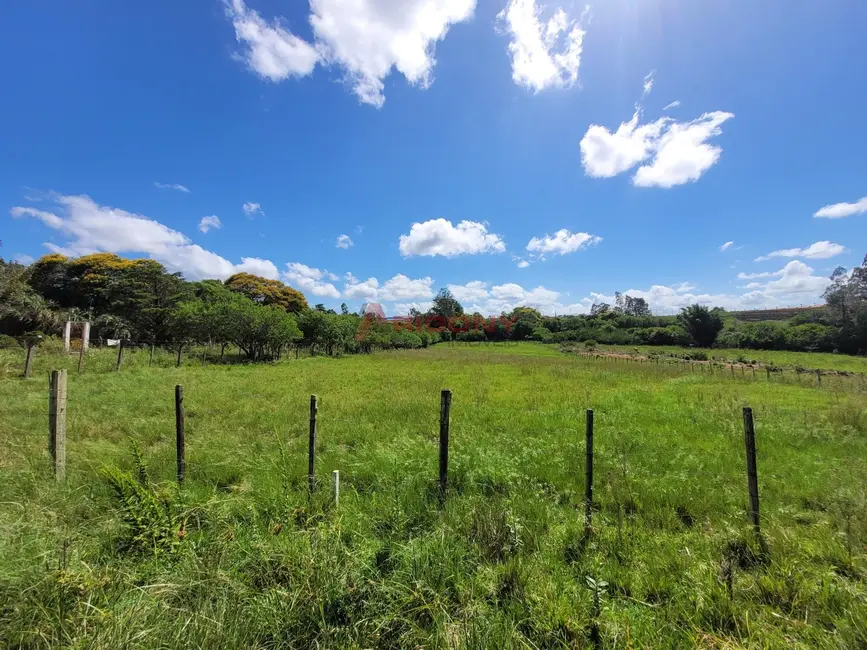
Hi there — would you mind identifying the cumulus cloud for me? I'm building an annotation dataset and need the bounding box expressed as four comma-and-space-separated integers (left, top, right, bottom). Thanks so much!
719, 241, 734, 252
517, 259, 530, 268
813, 196, 867, 219
580, 112, 667, 178
225, 0, 320, 80
14, 254, 34, 265
283, 262, 341, 298
343, 275, 380, 300
526, 229, 601, 256
399, 219, 506, 257
754, 241, 845, 262
580, 110, 734, 188
10, 194, 279, 281
335, 234, 353, 249
497, 0, 587, 92
226, 0, 474, 108
154, 182, 190, 193
393, 302, 433, 316
243, 201, 263, 217
341, 273, 434, 302
578, 262, 828, 314
633, 111, 734, 188
311, 0, 475, 107
379, 274, 434, 301
199, 215, 222, 233
448, 281, 490, 303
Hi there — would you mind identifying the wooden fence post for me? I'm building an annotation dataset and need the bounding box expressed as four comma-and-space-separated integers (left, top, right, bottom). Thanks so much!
176, 344, 184, 368
115, 341, 124, 371
585, 409, 594, 535
742, 407, 760, 537
816, 370, 821, 386
48, 369, 67, 481
308, 395, 318, 493
175, 385, 185, 484
24, 345, 35, 379
77, 341, 86, 374
439, 389, 452, 497
332, 470, 340, 507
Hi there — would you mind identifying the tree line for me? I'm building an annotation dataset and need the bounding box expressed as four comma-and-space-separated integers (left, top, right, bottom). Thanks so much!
0, 253, 440, 359
1, 252, 865, 358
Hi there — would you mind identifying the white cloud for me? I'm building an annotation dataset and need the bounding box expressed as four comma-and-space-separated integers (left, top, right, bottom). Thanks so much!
517, 259, 530, 268
576, 262, 828, 314
243, 201, 263, 217
464, 282, 562, 315
10, 194, 279, 281
663, 100, 680, 111
226, 0, 475, 108
379, 274, 434, 301
199, 215, 222, 233
311, 0, 475, 107
343, 276, 380, 300
335, 234, 353, 249
447, 281, 489, 303
283, 262, 341, 298
497, 0, 587, 93
526, 229, 601, 256
154, 182, 190, 193
580, 110, 734, 187
580, 112, 668, 178
761, 260, 829, 296
341, 273, 434, 301
719, 241, 734, 252
225, 0, 320, 81
737, 270, 783, 280
399, 219, 506, 257
13, 254, 34, 265
754, 241, 845, 262
642, 70, 654, 98
632, 112, 735, 188
813, 196, 867, 219
392, 302, 433, 316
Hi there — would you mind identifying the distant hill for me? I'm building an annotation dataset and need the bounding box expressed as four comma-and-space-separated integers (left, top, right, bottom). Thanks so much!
729, 306, 824, 322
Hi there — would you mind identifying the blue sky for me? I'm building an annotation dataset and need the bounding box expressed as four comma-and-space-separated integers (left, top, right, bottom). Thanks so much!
2, 0, 866, 316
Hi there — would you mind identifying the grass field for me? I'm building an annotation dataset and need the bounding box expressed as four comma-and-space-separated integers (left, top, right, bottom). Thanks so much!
1, 343, 866, 648
595, 343, 867, 374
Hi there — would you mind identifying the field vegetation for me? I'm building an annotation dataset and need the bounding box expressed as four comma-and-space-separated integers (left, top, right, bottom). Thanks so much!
1, 344, 866, 648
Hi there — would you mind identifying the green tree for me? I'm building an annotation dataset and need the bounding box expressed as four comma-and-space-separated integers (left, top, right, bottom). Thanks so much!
678, 304, 724, 347
510, 306, 543, 340
429, 288, 463, 320
225, 273, 308, 313
824, 255, 867, 353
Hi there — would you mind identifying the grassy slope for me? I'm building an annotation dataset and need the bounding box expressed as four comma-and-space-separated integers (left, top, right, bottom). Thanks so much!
596, 343, 867, 373
0, 343, 865, 648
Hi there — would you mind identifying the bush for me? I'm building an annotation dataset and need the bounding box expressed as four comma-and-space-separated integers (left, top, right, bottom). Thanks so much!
584, 340, 597, 351
530, 327, 553, 343
785, 323, 836, 352
0, 334, 20, 349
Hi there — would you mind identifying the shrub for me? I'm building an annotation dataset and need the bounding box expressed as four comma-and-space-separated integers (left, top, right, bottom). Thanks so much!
0, 334, 20, 349
530, 327, 553, 343
584, 340, 597, 351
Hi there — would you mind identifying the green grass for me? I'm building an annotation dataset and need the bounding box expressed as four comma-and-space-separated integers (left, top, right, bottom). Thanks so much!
1, 343, 866, 648
596, 343, 867, 373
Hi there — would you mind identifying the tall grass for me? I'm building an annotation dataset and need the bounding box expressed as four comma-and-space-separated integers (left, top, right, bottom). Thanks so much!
0, 344, 865, 648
